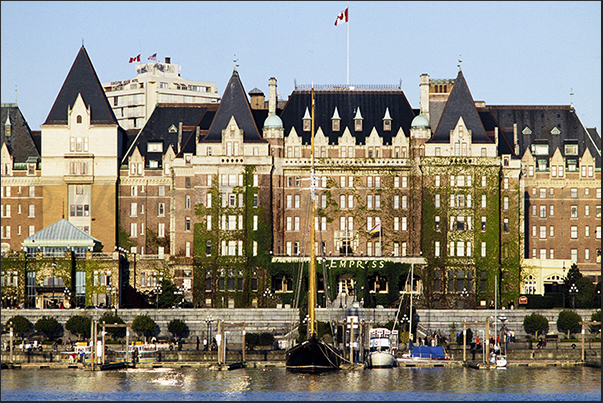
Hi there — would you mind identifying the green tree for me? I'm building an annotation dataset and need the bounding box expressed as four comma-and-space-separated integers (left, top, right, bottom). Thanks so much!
589, 310, 601, 335
34, 317, 62, 340
258, 332, 275, 347
156, 279, 184, 308
556, 310, 583, 339
132, 314, 157, 341
65, 315, 92, 340
523, 312, 549, 339
99, 313, 126, 340
245, 332, 260, 350
6, 315, 32, 339
167, 319, 188, 339
573, 277, 595, 308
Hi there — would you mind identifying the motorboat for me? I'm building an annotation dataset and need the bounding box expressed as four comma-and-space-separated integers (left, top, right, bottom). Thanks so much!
365, 328, 397, 368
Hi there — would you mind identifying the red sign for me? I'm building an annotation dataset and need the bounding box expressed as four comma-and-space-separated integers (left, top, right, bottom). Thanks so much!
518, 296, 528, 304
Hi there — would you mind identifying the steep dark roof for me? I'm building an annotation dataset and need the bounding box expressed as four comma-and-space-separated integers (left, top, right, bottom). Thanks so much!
44, 46, 118, 125
431, 70, 491, 144
124, 103, 215, 164
488, 105, 601, 167
279, 88, 416, 145
1, 104, 40, 163
205, 70, 265, 143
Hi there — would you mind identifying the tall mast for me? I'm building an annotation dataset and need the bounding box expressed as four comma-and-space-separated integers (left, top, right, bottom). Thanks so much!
309, 87, 317, 337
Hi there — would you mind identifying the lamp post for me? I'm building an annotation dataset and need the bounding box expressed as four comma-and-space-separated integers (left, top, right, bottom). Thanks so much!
63, 288, 71, 309
499, 314, 508, 355
569, 283, 579, 309
205, 316, 214, 346
263, 287, 273, 308
460, 287, 469, 309
401, 313, 409, 345
51, 259, 57, 309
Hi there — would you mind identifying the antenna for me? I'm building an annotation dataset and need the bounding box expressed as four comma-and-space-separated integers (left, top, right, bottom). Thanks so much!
15, 85, 17, 104
570, 87, 574, 109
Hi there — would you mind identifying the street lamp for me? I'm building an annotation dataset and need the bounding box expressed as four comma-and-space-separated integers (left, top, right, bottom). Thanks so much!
460, 287, 469, 309
51, 259, 57, 309
205, 316, 214, 345
569, 283, 579, 309
401, 313, 409, 344
499, 314, 508, 354
263, 287, 273, 308
151, 273, 163, 308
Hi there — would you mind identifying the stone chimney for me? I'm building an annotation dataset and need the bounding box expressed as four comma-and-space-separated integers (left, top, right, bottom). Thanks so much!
268, 77, 277, 116
420, 74, 430, 122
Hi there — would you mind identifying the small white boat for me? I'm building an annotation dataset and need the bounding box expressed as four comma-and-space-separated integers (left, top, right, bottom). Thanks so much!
365, 328, 397, 368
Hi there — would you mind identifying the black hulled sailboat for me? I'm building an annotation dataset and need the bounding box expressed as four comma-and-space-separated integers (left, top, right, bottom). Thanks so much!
285, 88, 341, 373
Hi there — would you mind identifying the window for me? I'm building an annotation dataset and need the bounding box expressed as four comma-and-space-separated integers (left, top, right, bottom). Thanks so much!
158, 203, 165, 216
435, 175, 441, 187
185, 195, 191, 209
503, 218, 509, 233
435, 194, 440, 208
570, 206, 578, 218
130, 223, 137, 237
28, 204, 35, 217
158, 223, 165, 237
481, 216, 486, 231
435, 216, 440, 230
571, 249, 578, 261
550, 226, 554, 237
481, 195, 487, 208
503, 197, 509, 210
550, 205, 554, 216
540, 188, 546, 198
130, 203, 137, 216
435, 241, 440, 257
401, 196, 407, 209
185, 217, 191, 231
481, 175, 487, 187
401, 217, 407, 231
585, 226, 589, 237
481, 242, 486, 257
540, 205, 547, 218
570, 188, 577, 198
540, 226, 547, 239
570, 226, 578, 239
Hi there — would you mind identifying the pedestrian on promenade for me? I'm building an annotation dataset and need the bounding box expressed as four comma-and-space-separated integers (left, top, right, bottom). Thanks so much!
203, 337, 208, 351
196, 336, 200, 350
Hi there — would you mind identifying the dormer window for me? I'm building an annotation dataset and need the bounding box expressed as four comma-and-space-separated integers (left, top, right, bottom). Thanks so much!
168, 124, 177, 133
147, 142, 163, 153
302, 107, 311, 132
550, 127, 561, 135
331, 107, 341, 131
354, 107, 363, 131
4, 115, 11, 136
522, 127, 532, 135
383, 107, 392, 131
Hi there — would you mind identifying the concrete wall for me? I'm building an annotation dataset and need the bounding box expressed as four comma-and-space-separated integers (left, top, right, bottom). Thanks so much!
2, 307, 599, 345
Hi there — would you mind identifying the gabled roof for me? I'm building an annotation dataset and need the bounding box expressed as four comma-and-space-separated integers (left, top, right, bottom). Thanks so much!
205, 70, 265, 143
23, 218, 102, 248
431, 70, 490, 143
44, 46, 118, 125
1, 104, 40, 163
123, 103, 217, 164
279, 88, 416, 145
488, 105, 601, 167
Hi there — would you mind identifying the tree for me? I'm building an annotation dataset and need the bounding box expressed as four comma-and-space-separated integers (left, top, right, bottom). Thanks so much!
34, 317, 62, 340
563, 263, 582, 307
167, 319, 188, 339
99, 313, 126, 340
157, 279, 183, 308
245, 332, 260, 350
456, 328, 474, 344
65, 315, 91, 340
556, 310, 582, 339
523, 312, 549, 339
6, 315, 32, 339
574, 277, 595, 308
132, 314, 157, 341
259, 332, 275, 347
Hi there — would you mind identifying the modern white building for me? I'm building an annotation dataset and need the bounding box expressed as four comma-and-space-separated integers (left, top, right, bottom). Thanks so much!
102, 57, 221, 130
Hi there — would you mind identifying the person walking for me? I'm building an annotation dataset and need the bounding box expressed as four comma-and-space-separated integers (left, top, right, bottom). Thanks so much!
203, 337, 208, 351
196, 336, 200, 351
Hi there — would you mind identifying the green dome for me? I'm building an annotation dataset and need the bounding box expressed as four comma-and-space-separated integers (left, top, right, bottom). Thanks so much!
411, 114, 430, 129
264, 114, 283, 129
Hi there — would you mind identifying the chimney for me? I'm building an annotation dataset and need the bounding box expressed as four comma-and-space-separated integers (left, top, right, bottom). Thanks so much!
420, 74, 430, 122
178, 121, 183, 153
165, 57, 171, 64
268, 77, 277, 116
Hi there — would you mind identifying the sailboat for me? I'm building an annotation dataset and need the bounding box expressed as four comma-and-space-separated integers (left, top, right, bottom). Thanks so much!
490, 275, 507, 369
285, 87, 342, 373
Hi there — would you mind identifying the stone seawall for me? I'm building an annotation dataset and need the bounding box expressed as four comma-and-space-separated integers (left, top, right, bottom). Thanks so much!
1, 307, 599, 345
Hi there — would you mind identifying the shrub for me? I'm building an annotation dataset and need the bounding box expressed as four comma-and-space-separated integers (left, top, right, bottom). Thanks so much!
245, 332, 260, 350
456, 328, 473, 344
589, 310, 601, 335
6, 315, 32, 338
167, 319, 188, 339
258, 332, 275, 346
523, 312, 549, 339
556, 310, 582, 338
99, 313, 126, 340
65, 315, 91, 339
34, 317, 62, 340
132, 315, 157, 341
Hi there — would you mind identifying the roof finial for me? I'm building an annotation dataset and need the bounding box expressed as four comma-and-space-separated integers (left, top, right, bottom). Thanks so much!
233, 54, 239, 72
15, 85, 17, 104
82, 37, 84, 47
570, 87, 574, 110
458, 55, 462, 71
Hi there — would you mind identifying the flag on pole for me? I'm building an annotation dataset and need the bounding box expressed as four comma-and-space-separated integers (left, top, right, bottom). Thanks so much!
334, 7, 348, 25
368, 222, 381, 235
148, 53, 157, 61
129, 54, 141, 63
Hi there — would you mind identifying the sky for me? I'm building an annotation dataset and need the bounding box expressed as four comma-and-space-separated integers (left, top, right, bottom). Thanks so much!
1, 1, 601, 133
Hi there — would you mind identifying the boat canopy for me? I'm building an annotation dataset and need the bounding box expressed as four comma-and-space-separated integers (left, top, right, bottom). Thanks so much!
411, 346, 447, 359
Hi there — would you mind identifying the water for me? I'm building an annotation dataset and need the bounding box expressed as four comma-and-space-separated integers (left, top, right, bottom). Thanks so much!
1, 366, 600, 401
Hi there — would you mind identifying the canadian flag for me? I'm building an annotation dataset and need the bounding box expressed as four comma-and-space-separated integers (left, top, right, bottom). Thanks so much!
129, 54, 141, 63
334, 7, 348, 26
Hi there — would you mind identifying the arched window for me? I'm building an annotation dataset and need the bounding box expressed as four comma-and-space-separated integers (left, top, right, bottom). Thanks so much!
76, 115, 82, 124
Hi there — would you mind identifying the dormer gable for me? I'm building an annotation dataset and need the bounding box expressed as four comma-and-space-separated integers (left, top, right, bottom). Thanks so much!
365, 128, 383, 158
1, 143, 13, 176
128, 147, 145, 176
331, 107, 341, 131
521, 147, 536, 177
450, 116, 472, 156
163, 145, 176, 175
549, 148, 565, 178
382, 107, 392, 131
222, 116, 244, 156
353, 107, 363, 131
68, 93, 91, 131
391, 127, 409, 158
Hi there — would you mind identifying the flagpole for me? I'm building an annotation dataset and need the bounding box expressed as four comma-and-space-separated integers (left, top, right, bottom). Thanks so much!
379, 219, 382, 257
346, 2, 349, 86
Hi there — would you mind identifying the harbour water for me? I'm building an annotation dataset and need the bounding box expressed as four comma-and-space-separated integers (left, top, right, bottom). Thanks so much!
1, 366, 600, 401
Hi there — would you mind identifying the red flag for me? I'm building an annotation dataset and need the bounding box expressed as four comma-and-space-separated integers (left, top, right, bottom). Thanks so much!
129, 54, 141, 63
334, 7, 348, 26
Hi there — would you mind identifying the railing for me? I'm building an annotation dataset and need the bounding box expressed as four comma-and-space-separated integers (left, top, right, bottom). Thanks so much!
294, 82, 403, 91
